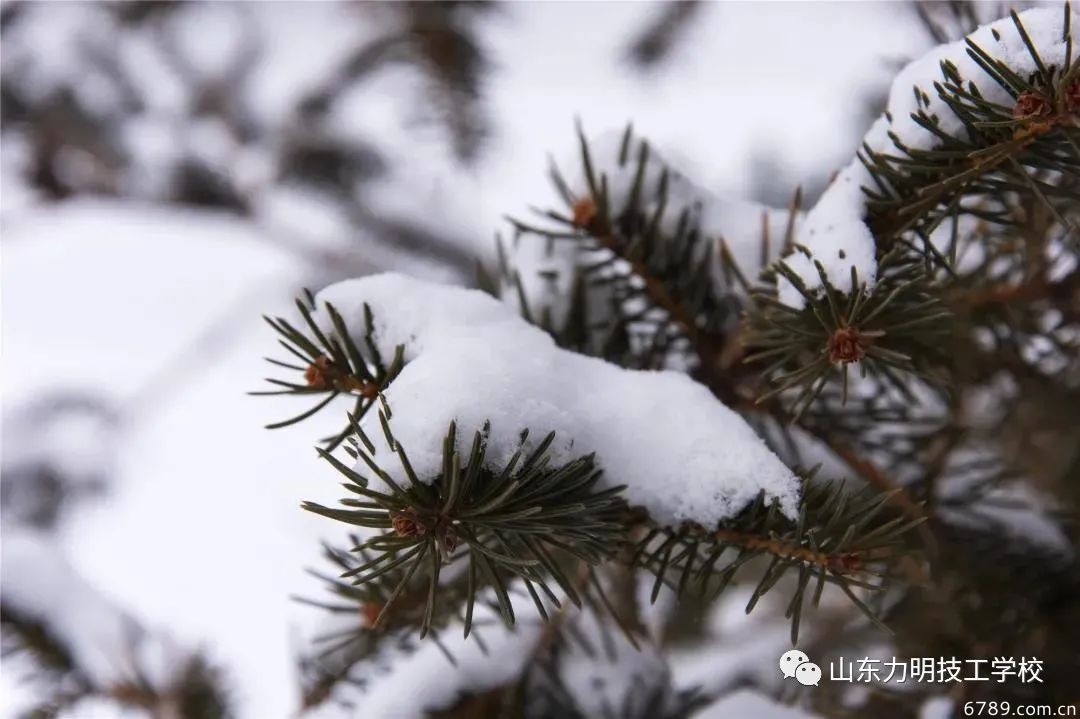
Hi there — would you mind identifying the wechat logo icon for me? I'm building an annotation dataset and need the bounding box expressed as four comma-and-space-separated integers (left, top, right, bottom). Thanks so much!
778, 649, 821, 686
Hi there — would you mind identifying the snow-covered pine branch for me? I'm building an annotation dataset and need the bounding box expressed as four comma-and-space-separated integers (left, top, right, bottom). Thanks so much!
742, 5, 1078, 416
777, 4, 1078, 308
248, 6, 1079, 717
497, 124, 797, 373
312, 273, 799, 527
272, 267, 922, 688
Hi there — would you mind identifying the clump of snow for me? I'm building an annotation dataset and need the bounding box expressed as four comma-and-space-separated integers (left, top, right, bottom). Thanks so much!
778, 6, 1078, 308
316, 273, 799, 525
776, 131, 882, 309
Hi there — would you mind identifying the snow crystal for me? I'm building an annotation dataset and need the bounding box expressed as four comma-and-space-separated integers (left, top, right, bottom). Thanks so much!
778, 6, 1079, 308
316, 273, 799, 525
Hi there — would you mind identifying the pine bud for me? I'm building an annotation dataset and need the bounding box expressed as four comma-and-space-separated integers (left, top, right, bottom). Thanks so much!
361, 601, 382, 628
1065, 79, 1080, 114
391, 508, 427, 537
827, 553, 862, 574
438, 527, 458, 557
571, 195, 597, 229
304, 354, 379, 396
1012, 90, 1053, 120
828, 326, 867, 364
304, 355, 333, 389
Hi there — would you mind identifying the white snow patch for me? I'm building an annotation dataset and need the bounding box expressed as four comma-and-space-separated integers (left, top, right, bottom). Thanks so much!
556, 610, 679, 717
697, 689, 821, 719
2, 401, 114, 491
349, 592, 543, 718
347, 590, 678, 718
1, 530, 189, 691
778, 6, 1078, 308
921, 696, 956, 719
316, 273, 799, 526
940, 481, 1073, 559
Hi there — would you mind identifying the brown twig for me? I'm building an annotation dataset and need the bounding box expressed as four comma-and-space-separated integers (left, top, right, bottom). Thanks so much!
708, 526, 881, 575
593, 233, 707, 347
869, 135, 1039, 242
955, 272, 1080, 311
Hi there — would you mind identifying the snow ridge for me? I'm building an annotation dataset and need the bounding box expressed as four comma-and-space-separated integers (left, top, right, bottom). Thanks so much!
316, 273, 799, 526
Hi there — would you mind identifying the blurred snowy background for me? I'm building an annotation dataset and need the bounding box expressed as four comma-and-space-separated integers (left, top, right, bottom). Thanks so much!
1, 1, 959, 716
